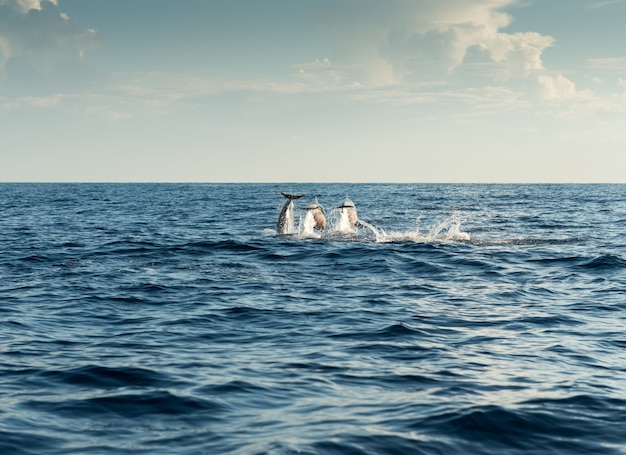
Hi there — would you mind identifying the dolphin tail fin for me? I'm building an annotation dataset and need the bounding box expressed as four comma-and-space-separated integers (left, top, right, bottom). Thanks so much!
281, 192, 304, 200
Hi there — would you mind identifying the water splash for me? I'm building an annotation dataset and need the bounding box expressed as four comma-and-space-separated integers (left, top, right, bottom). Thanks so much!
329, 206, 358, 235
375, 211, 471, 244
284, 210, 296, 235
430, 211, 471, 242
277, 201, 470, 244
297, 211, 322, 239
356, 220, 386, 242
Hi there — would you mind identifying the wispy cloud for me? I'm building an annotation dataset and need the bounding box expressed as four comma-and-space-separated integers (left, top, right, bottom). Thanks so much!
587, 57, 626, 70
293, 1, 601, 111
586, 0, 623, 10
317, 0, 553, 86
0, 0, 99, 95
2, 0, 623, 124
0, 0, 57, 13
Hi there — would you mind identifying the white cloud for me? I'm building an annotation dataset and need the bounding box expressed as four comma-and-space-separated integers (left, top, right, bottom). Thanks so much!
318, 0, 554, 86
0, 0, 98, 95
486, 32, 553, 75
0, 70, 309, 119
587, 57, 626, 71
586, 0, 623, 10
296, 58, 340, 85
619, 79, 626, 99
308, 0, 626, 120
3, 0, 621, 125
538, 74, 579, 100
0, 0, 57, 13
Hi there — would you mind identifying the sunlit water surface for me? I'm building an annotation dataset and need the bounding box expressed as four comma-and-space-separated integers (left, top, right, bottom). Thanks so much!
1, 183, 625, 454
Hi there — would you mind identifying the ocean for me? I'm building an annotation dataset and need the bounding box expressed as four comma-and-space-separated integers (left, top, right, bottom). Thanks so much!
1, 183, 625, 454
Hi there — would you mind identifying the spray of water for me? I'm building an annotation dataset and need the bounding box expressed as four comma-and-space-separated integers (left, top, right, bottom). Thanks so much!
355, 219, 386, 241
275, 197, 470, 244
284, 209, 296, 235
380, 211, 470, 243
298, 211, 322, 238
329, 206, 358, 235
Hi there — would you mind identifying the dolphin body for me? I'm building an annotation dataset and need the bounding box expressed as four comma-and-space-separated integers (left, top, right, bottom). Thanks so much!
305, 197, 326, 231
277, 192, 304, 234
335, 197, 382, 237
338, 197, 359, 227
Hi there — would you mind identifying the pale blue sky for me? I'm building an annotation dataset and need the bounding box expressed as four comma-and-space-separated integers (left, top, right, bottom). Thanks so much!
1, 0, 625, 182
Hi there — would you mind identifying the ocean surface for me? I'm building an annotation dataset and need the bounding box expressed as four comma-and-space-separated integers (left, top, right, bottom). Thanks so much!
1, 183, 625, 455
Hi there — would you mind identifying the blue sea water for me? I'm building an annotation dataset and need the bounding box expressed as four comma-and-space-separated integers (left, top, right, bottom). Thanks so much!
1, 183, 625, 455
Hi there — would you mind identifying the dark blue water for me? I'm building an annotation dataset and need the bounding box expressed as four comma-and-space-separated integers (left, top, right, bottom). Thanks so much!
1, 183, 625, 454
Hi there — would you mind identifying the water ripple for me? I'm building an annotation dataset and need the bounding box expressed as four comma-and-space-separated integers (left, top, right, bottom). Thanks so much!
2, 183, 626, 454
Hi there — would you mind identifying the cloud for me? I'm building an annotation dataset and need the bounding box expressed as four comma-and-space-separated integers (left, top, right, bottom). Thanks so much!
586, 0, 623, 10
2, 0, 618, 124
317, 0, 604, 108
0, 0, 99, 96
293, 57, 365, 89
587, 57, 626, 71
318, 0, 555, 86
538, 74, 580, 100
0, 0, 57, 13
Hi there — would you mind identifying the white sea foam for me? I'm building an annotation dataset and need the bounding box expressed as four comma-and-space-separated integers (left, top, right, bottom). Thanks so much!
297, 211, 322, 239
286, 207, 470, 244
377, 212, 471, 243
275, 194, 470, 243
333, 206, 357, 234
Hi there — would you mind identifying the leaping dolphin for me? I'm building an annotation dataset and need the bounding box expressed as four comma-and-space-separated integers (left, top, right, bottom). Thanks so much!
335, 197, 381, 237
277, 192, 304, 234
305, 197, 326, 231
337, 197, 359, 227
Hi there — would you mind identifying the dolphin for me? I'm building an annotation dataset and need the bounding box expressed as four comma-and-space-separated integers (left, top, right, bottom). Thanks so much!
335, 197, 381, 237
305, 197, 326, 231
277, 192, 304, 234
337, 197, 359, 227
333, 196, 361, 233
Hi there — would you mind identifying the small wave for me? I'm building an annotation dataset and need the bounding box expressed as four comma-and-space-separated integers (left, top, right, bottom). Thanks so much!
37, 365, 178, 390
523, 394, 626, 415
0, 430, 64, 455
418, 403, 617, 454
17, 255, 51, 263
330, 322, 428, 341
376, 372, 442, 389
195, 380, 291, 410
25, 390, 226, 420
471, 237, 582, 247
199, 379, 269, 395
518, 314, 585, 328
529, 255, 583, 265
190, 239, 266, 253
311, 434, 449, 455
579, 254, 626, 272
0, 319, 28, 329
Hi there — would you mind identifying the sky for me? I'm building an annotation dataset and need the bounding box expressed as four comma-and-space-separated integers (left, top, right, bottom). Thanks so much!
1, 0, 626, 182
